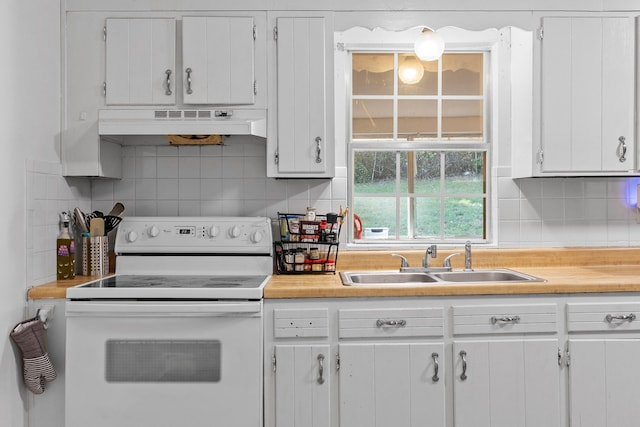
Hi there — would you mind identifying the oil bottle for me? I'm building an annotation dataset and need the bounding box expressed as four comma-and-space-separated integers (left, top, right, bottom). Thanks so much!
56, 211, 75, 280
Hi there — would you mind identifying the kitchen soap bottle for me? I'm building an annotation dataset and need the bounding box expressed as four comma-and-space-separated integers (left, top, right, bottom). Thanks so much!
56, 211, 75, 280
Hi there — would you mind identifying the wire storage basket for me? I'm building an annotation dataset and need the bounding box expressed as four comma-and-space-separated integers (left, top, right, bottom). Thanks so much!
274, 212, 342, 274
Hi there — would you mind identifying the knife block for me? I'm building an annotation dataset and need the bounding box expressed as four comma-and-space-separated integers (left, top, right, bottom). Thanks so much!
82, 236, 109, 276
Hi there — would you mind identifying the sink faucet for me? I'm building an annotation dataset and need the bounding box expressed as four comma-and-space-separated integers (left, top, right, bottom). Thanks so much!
464, 241, 473, 271
423, 245, 437, 268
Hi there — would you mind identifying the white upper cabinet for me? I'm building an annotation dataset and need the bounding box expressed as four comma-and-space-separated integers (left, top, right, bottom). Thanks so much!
539, 16, 635, 175
268, 15, 334, 178
105, 18, 176, 105
182, 16, 256, 105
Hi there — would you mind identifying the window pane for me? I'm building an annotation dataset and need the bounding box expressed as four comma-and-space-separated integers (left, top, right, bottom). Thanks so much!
442, 53, 483, 96
444, 152, 485, 194
398, 54, 437, 95
415, 197, 441, 237
442, 100, 483, 139
444, 197, 484, 238
354, 197, 398, 238
414, 152, 441, 194
352, 99, 394, 139
353, 151, 397, 192
352, 53, 394, 96
398, 100, 437, 140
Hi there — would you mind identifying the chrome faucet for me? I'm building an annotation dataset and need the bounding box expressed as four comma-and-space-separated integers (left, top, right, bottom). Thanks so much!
464, 240, 473, 271
423, 245, 437, 268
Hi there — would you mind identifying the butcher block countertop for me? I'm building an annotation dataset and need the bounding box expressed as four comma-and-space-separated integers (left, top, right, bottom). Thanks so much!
28, 247, 640, 299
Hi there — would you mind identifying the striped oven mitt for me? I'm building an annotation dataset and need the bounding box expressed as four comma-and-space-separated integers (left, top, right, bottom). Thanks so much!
10, 318, 57, 394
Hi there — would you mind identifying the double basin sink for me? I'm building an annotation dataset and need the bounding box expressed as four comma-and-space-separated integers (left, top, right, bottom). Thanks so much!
340, 268, 545, 286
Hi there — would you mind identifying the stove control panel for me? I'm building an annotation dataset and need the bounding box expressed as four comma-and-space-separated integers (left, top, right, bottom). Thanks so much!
114, 216, 273, 254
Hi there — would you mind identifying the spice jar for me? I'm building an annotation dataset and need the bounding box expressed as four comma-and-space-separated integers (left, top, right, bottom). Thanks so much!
309, 247, 320, 260
306, 207, 316, 221
294, 249, 305, 271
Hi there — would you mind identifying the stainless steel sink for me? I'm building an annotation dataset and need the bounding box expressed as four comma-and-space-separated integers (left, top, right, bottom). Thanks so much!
340, 271, 438, 286
429, 269, 545, 283
340, 268, 545, 286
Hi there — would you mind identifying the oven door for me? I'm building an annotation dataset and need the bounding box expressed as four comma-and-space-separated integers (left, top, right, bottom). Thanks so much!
65, 300, 263, 427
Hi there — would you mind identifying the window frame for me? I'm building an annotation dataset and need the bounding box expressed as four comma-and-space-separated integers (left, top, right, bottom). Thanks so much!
340, 29, 500, 247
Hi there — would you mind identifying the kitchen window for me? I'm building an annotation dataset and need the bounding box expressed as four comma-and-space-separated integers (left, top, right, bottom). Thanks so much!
347, 48, 491, 244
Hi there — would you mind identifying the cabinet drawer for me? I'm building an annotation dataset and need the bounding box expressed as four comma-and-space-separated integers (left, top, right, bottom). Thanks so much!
452, 304, 557, 335
273, 308, 329, 338
338, 308, 444, 339
567, 302, 640, 332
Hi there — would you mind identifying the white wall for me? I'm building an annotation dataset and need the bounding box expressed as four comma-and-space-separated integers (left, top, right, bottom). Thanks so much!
0, 1, 83, 426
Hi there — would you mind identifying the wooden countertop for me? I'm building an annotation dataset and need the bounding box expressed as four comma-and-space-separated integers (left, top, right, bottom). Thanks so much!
28, 247, 640, 299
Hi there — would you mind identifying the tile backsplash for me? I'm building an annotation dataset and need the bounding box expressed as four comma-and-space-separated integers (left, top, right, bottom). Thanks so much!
90, 137, 347, 220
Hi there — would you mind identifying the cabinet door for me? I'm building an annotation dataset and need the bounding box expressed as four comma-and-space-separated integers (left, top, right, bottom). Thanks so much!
540, 17, 634, 173
453, 339, 560, 427
274, 17, 328, 175
339, 343, 445, 427
182, 16, 255, 105
105, 18, 176, 105
568, 339, 640, 426
274, 345, 330, 427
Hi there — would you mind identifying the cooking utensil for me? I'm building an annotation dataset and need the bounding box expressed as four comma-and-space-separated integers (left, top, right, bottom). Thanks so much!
108, 202, 125, 217
90, 218, 105, 237
104, 215, 123, 234
74, 207, 89, 234
85, 210, 103, 224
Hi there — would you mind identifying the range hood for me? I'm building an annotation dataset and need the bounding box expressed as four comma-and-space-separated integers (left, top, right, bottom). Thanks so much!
98, 109, 266, 138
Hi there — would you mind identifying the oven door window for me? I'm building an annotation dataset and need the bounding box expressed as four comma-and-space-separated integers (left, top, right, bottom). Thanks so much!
105, 340, 221, 382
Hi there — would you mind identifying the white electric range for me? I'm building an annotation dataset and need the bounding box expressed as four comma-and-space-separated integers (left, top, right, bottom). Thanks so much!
66, 216, 273, 427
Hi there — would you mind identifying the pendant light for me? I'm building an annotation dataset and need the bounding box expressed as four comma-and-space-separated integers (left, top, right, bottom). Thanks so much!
414, 28, 445, 61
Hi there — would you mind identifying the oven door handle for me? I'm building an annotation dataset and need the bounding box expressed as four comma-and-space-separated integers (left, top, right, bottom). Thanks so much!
66, 301, 262, 317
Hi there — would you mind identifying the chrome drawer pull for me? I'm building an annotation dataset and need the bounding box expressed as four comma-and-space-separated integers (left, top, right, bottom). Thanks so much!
376, 319, 407, 328
459, 350, 468, 381
491, 315, 520, 325
317, 354, 325, 384
431, 352, 440, 382
605, 313, 636, 323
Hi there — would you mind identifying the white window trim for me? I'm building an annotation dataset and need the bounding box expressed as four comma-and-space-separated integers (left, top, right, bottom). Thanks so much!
335, 26, 506, 248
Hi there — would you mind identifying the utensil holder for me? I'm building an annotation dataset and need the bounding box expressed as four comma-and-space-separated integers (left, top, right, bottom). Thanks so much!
82, 236, 109, 276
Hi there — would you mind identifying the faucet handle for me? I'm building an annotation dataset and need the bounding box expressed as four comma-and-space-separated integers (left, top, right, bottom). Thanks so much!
391, 253, 409, 269
443, 253, 460, 269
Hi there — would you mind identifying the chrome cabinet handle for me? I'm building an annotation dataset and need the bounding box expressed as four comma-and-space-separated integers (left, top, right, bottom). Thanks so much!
606, 313, 636, 323
315, 137, 322, 163
376, 319, 407, 328
185, 68, 193, 95
165, 69, 172, 96
317, 354, 325, 384
617, 136, 627, 163
459, 350, 467, 381
491, 315, 520, 325
431, 352, 440, 382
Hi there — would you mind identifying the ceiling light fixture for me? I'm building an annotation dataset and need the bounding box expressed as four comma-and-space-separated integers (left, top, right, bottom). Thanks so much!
398, 56, 425, 85
414, 28, 445, 61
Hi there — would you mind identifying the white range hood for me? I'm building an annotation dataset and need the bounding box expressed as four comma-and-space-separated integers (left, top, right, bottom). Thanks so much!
98, 108, 266, 138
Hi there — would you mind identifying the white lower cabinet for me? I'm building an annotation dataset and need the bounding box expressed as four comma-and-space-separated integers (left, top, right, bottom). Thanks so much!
339, 342, 445, 427
265, 295, 640, 427
274, 345, 331, 427
452, 339, 561, 427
